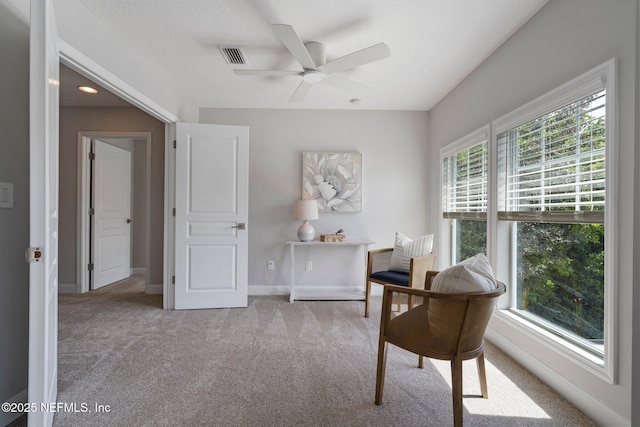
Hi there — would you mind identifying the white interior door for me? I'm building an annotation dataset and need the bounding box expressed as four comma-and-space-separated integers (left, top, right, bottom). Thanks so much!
92, 140, 132, 289
175, 123, 249, 309
28, 0, 59, 425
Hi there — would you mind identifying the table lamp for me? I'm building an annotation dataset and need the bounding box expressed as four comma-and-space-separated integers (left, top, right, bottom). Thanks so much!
293, 199, 319, 241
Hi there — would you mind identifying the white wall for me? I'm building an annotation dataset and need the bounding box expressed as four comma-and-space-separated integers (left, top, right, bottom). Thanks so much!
428, 0, 638, 425
0, 3, 30, 425
199, 109, 430, 295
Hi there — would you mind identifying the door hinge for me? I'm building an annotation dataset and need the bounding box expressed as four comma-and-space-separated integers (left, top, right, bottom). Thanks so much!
88, 263, 94, 271
89, 152, 95, 160
173, 140, 176, 149
173, 208, 176, 217
88, 208, 95, 215
172, 276, 175, 285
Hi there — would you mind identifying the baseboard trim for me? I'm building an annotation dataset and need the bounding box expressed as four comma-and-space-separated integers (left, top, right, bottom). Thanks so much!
59, 283, 78, 294
247, 284, 373, 296
147, 283, 163, 294
0, 388, 28, 426
249, 285, 289, 296
131, 267, 146, 275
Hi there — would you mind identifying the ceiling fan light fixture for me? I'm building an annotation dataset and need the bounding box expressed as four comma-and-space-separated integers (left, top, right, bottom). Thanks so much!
302, 71, 324, 84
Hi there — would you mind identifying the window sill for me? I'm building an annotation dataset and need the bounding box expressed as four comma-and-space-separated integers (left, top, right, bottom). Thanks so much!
493, 308, 613, 384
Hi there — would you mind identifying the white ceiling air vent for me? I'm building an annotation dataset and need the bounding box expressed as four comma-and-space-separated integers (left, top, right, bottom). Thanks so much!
218, 46, 248, 65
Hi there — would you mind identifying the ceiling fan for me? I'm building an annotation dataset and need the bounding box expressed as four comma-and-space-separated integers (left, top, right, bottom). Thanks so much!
234, 24, 391, 102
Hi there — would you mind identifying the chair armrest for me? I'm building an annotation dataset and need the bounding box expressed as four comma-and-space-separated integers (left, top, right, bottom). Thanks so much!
367, 248, 393, 275
408, 253, 436, 289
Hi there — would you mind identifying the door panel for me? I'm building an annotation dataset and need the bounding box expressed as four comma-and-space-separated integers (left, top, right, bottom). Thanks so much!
92, 140, 132, 288
188, 137, 237, 213
188, 245, 236, 289
175, 123, 248, 310
29, 0, 59, 425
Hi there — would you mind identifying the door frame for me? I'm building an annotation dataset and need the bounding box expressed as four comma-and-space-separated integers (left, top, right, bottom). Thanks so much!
77, 131, 151, 293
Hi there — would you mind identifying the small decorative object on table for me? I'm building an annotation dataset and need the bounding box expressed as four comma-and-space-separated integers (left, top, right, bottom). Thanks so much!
320, 229, 346, 242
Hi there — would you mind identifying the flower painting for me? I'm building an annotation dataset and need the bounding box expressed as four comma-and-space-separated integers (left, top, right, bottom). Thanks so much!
302, 152, 362, 212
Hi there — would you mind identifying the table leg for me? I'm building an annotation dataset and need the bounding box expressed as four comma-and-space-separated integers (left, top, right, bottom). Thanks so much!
364, 244, 369, 299
289, 244, 295, 303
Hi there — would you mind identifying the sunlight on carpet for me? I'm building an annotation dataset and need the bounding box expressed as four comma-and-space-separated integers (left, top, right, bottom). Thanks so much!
430, 357, 551, 419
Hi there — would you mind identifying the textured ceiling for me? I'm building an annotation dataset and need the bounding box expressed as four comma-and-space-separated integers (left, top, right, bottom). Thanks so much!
65, 0, 548, 111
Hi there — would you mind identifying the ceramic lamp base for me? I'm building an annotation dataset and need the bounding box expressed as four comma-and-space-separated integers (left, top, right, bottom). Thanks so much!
297, 220, 315, 242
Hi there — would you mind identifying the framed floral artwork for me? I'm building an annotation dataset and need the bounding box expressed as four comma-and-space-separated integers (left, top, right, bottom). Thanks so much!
302, 152, 362, 212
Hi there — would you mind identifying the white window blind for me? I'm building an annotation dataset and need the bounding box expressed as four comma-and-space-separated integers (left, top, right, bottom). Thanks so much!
497, 90, 606, 224
442, 140, 488, 220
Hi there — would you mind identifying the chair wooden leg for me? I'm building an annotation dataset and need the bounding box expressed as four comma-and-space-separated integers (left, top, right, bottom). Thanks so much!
451, 357, 463, 427
408, 294, 413, 311
375, 341, 388, 405
365, 280, 371, 318
477, 352, 488, 399
418, 355, 424, 369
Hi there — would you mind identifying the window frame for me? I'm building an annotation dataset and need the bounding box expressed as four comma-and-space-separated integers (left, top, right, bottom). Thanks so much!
440, 126, 490, 267
491, 59, 617, 383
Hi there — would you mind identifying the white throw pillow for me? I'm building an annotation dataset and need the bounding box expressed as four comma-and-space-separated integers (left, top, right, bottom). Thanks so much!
388, 232, 434, 273
431, 253, 497, 293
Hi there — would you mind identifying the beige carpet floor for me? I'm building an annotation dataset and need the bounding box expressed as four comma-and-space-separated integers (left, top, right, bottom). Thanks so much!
10, 276, 595, 426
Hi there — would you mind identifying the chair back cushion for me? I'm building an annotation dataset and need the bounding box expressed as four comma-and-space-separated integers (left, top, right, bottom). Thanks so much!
431, 253, 497, 293
389, 232, 433, 273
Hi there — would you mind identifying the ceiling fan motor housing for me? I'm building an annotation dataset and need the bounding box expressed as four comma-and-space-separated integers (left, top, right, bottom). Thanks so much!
303, 70, 324, 83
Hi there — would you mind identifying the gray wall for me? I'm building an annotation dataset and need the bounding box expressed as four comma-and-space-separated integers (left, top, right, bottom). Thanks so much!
59, 107, 165, 287
199, 109, 430, 292
132, 141, 147, 270
0, 3, 30, 425
428, 0, 638, 425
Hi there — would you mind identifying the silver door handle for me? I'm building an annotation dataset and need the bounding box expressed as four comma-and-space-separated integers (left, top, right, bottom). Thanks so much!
231, 223, 246, 230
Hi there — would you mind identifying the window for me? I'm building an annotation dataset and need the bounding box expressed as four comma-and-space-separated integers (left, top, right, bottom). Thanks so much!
441, 128, 489, 264
492, 59, 616, 378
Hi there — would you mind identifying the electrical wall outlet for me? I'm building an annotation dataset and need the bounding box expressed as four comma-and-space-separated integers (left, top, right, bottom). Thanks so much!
305, 260, 312, 271
267, 260, 275, 270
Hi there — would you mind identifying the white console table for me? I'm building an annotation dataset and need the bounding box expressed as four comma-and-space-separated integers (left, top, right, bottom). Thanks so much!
285, 239, 374, 303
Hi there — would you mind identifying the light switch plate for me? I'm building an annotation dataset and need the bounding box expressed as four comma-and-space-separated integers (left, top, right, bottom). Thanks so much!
0, 182, 13, 208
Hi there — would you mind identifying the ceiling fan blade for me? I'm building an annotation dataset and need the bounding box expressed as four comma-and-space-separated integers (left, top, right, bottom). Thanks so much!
272, 24, 317, 70
289, 81, 314, 102
318, 42, 390, 74
234, 69, 302, 76
323, 75, 372, 92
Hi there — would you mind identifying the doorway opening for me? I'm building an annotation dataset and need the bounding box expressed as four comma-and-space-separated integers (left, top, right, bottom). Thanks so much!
58, 61, 172, 303
76, 132, 152, 293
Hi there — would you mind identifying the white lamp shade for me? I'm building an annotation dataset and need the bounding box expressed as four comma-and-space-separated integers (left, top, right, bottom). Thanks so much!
293, 200, 319, 220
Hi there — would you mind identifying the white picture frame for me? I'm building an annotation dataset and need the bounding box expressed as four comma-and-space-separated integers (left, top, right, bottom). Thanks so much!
302, 152, 362, 212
